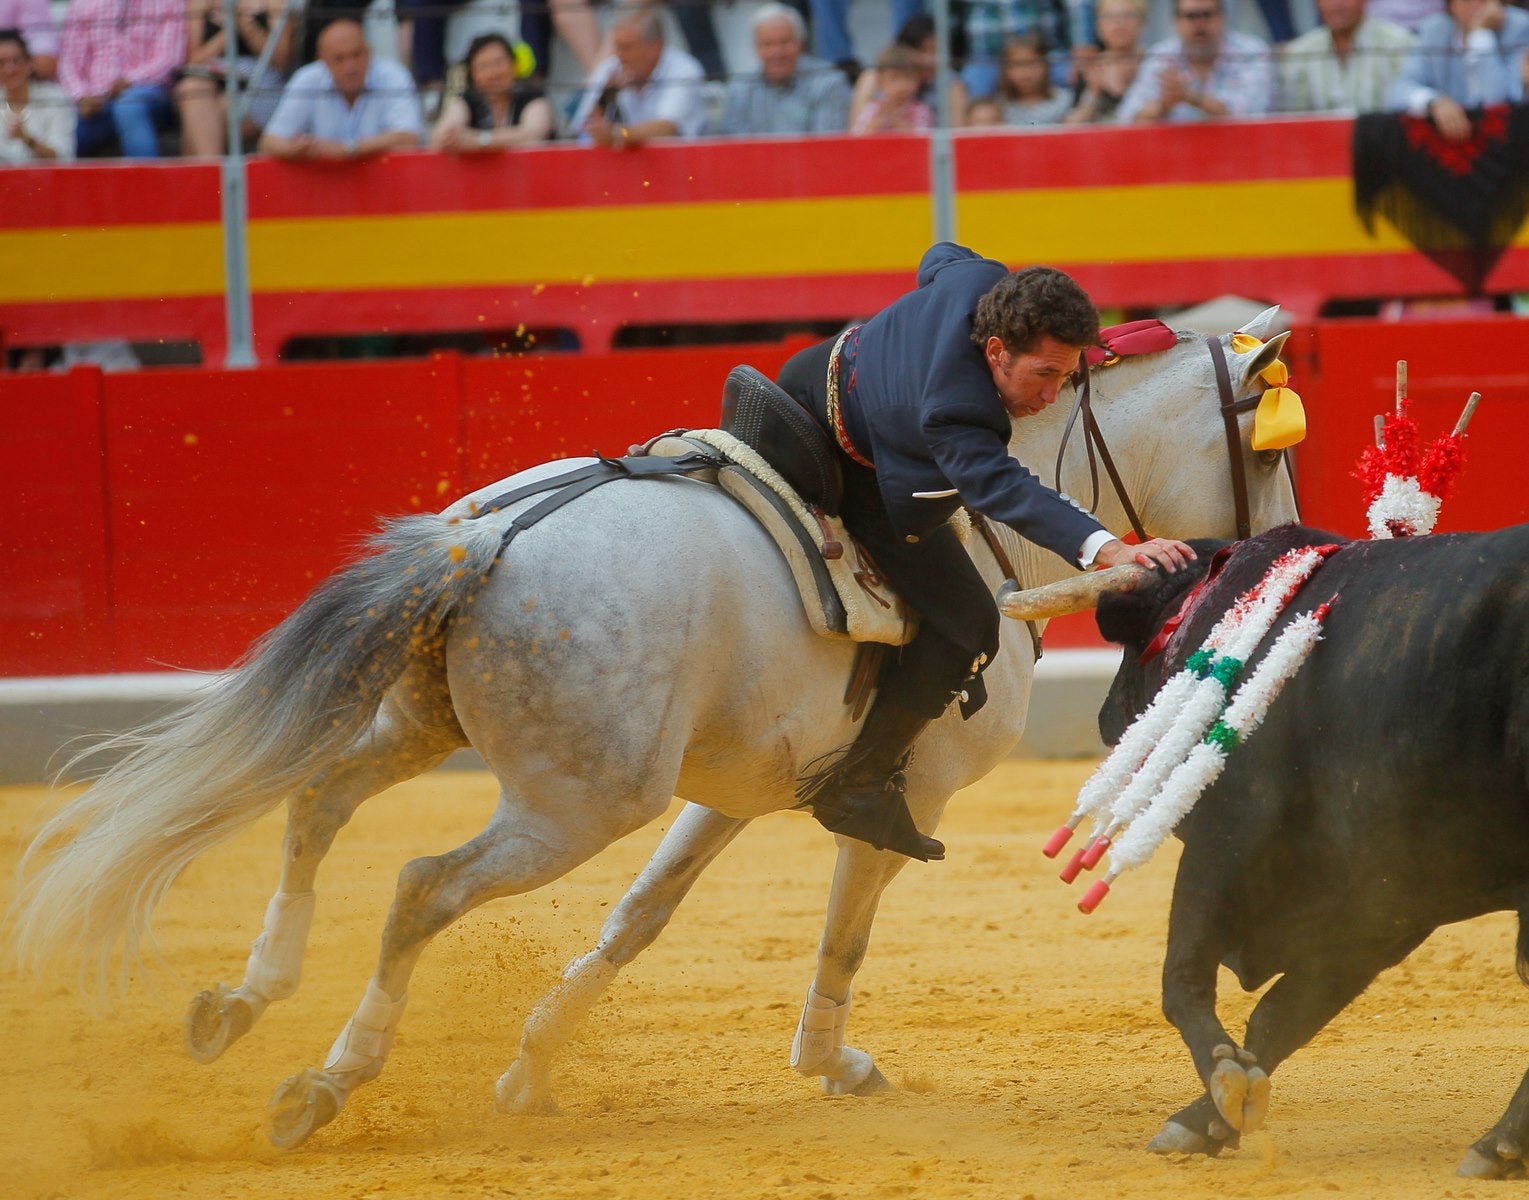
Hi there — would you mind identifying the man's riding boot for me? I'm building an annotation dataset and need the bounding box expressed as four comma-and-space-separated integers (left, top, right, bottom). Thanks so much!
807, 702, 945, 862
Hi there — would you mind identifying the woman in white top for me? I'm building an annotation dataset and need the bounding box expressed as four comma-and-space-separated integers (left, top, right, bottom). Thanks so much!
0, 27, 72, 161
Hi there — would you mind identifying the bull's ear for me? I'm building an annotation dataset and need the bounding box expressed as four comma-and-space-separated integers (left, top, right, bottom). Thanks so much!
1236, 304, 1285, 341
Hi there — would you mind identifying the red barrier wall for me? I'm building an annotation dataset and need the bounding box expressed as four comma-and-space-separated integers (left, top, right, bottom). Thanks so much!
4, 318, 1525, 679
1291, 315, 1529, 537
1, 342, 802, 676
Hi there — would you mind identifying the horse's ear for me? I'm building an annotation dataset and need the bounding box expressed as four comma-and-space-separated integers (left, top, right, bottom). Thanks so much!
1235, 328, 1290, 385
1236, 304, 1285, 340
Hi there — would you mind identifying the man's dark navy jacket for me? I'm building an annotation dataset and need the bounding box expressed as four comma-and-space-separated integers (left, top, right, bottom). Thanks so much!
840, 242, 1107, 564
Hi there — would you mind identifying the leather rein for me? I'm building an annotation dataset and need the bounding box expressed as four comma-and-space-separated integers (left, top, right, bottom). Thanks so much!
1053, 334, 1277, 546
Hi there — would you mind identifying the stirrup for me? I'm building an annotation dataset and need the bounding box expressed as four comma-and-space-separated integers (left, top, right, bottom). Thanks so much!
812, 784, 945, 862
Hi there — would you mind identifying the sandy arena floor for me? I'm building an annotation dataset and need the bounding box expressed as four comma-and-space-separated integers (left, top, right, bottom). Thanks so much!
2, 759, 1521, 1200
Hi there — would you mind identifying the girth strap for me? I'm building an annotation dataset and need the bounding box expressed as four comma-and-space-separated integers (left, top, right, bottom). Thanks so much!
469, 450, 725, 553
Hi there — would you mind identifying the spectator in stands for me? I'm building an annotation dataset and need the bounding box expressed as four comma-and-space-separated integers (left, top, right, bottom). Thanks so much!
1064, 0, 1146, 123
569, 6, 705, 148
1279, 0, 1414, 113
850, 12, 964, 127
258, 18, 422, 160
647, 0, 728, 82
1, 28, 72, 159
993, 31, 1071, 123
396, 0, 470, 113
811, 0, 927, 80
0, 0, 56, 78
719, 2, 850, 135
1253, 0, 1302, 43
429, 32, 553, 150
1117, 0, 1274, 121
174, 0, 292, 157
851, 42, 933, 132
960, 0, 1071, 104
1387, 0, 1529, 137
519, 0, 603, 80
1368, 0, 1443, 32
965, 95, 1005, 124
59, 0, 184, 157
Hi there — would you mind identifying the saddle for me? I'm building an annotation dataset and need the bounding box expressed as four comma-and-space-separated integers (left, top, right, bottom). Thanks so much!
634, 367, 920, 647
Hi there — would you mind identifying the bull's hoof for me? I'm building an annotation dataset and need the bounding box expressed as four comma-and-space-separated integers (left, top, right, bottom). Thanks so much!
1208, 1047, 1270, 1134
1148, 1120, 1224, 1156
185, 984, 261, 1064
267, 1068, 344, 1149
494, 1060, 561, 1116
1457, 1142, 1528, 1180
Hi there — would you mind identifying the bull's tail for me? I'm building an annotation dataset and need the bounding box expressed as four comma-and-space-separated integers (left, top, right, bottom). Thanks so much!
10, 511, 508, 997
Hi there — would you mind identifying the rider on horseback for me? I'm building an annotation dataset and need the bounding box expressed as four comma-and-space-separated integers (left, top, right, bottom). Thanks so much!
779, 242, 1195, 862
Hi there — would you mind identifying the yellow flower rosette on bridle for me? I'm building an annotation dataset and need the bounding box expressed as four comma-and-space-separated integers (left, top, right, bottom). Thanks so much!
1232, 332, 1306, 451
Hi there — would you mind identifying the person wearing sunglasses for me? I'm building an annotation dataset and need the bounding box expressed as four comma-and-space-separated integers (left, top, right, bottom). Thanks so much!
1117, 0, 1274, 121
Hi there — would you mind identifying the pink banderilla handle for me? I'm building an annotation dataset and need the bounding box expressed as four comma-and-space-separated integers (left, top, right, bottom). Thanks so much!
1058, 845, 1089, 884
1078, 879, 1111, 915
1042, 823, 1077, 859
1079, 835, 1111, 870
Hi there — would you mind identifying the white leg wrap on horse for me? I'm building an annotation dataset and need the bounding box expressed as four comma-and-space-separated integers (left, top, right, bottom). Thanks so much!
790, 985, 850, 1074
324, 980, 407, 1074
243, 890, 317, 1001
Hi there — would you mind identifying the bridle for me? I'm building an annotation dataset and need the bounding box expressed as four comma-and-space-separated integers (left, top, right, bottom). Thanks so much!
1054, 334, 1294, 545
1205, 333, 1266, 542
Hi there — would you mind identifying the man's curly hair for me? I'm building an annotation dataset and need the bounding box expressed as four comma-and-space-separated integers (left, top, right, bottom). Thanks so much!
970, 266, 1100, 354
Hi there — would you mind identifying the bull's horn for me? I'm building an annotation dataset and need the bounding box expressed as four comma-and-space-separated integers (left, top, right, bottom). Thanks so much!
996, 564, 1155, 620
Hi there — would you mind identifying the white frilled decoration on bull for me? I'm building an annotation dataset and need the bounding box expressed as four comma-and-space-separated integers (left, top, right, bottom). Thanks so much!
1356, 362, 1479, 539
1043, 545, 1339, 914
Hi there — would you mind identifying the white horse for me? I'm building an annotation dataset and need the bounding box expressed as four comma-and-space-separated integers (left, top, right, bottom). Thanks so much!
11, 314, 1299, 1148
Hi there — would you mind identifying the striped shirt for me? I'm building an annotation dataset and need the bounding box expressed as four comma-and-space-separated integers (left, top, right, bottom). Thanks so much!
58, 0, 185, 100
0, 0, 60, 59
1117, 29, 1274, 121
1278, 18, 1416, 114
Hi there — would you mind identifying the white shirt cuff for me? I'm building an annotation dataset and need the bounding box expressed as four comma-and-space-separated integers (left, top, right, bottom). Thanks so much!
1078, 529, 1117, 569
1403, 85, 1437, 117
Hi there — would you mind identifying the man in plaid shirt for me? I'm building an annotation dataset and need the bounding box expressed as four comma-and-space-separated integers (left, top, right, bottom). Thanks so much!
58, 0, 184, 156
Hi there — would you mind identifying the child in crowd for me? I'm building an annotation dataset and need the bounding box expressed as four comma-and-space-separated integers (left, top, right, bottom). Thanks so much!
994, 33, 1069, 126
964, 96, 1004, 126
851, 43, 933, 133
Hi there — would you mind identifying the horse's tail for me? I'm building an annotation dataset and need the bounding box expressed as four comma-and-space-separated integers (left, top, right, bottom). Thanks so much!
10, 509, 508, 996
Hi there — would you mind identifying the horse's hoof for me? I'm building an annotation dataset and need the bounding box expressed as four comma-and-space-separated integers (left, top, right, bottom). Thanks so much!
267, 1068, 344, 1149
494, 1062, 561, 1116
185, 984, 260, 1064
1458, 1146, 1528, 1180
1148, 1120, 1222, 1156
821, 1048, 891, 1096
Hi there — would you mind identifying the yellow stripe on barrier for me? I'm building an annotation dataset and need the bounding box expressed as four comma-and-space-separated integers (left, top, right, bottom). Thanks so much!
962, 178, 1419, 261
247, 197, 933, 291
12, 178, 1529, 304
0, 223, 225, 302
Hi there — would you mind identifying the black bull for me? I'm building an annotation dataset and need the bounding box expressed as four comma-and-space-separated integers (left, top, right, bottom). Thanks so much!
1093, 523, 1529, 1178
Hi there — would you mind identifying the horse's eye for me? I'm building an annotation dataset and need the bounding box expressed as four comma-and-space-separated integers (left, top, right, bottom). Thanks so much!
1257, 449, 1284, 469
